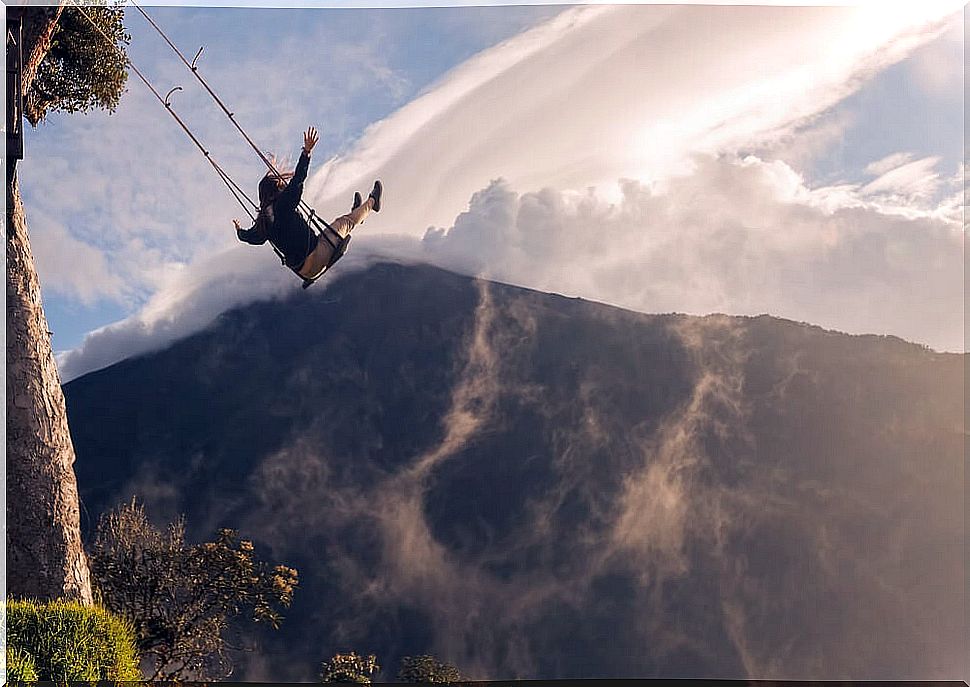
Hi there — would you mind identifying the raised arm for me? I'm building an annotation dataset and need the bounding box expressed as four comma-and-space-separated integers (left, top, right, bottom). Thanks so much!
278, 126, 319, 209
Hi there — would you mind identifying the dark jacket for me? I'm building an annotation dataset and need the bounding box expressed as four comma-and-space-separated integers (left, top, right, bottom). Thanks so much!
237, 150, 318, 268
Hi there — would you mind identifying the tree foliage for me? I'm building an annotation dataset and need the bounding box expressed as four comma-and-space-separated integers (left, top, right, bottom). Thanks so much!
319, 652, 380, 683
397, 654, 465, 684
87, 498, 299, 681
25, 3, 130, 125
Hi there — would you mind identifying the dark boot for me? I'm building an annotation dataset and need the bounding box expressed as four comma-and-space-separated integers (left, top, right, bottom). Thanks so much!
352, 192, 362, 211
369, 180, 383, 213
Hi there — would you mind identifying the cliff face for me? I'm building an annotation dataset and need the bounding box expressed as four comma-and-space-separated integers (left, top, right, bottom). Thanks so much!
65, 262, 964, 681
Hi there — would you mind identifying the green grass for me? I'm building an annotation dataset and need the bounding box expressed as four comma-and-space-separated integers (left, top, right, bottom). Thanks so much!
6, 598, 141, 681
5, 646, 39, 681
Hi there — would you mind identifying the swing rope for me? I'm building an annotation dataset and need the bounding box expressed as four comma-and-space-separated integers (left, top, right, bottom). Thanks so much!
72, 1, 259, 221
130, 0, 342, 246
131, 1, 285, 184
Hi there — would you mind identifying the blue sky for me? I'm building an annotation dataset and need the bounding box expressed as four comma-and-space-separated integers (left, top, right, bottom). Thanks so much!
18, 3, 965, 379
805, 24, 963, 185
23, 2, 560, 350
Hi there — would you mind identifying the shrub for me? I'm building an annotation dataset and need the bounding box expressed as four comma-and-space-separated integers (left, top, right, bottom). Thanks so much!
5, 646, 39, 682
397, 654, 464, 683
320, 651, 380, 683
89, 497, 299, 680
6, 598, 141, 681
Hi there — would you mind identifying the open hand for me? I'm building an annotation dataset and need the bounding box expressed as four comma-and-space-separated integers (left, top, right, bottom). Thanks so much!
303, 126, 319, 154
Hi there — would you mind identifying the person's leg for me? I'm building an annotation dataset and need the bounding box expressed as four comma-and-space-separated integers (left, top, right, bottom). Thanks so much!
330, 196, 374, 238
330, 182, 382, 238
297, 239, 335, 278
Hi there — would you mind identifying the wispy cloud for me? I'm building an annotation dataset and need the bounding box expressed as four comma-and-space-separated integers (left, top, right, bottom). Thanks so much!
55, 244, 342, 381
29, 209, 128, 305
304, 3, 962, 233
865, 152, 918, 177
860, 154, 943, 199
903, 12, 964, 99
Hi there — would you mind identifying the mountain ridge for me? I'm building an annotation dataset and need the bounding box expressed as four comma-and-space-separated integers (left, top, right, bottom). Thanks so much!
64, 261, 964, 681
64, 260, 957, 387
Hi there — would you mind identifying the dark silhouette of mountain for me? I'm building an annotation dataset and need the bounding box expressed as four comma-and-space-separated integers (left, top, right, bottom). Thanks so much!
64, 262, 964, 681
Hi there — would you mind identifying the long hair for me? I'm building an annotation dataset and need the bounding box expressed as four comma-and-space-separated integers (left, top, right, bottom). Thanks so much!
257, 169, 295, 209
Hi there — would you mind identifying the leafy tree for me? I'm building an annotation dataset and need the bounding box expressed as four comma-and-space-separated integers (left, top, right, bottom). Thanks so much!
397, 654, 465, 684
319, 652, 380, 683
87, 498, 299, 681
25, 3, 130, 124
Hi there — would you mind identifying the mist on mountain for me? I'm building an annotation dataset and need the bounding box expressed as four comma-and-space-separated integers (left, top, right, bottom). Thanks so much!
64, 262, 964, 681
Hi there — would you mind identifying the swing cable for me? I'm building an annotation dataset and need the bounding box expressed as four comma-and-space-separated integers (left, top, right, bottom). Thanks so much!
131, 1, 283, 182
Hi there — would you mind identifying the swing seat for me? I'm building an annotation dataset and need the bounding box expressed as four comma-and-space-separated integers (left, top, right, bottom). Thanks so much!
268, 204, 354, 289
297, 211, 352, 289
300, 235, 351, 289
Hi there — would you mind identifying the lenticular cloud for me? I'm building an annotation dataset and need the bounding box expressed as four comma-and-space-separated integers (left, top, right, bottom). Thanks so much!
304, 2, 961, 234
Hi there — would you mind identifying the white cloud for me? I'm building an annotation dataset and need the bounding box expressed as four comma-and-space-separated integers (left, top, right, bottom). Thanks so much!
62, 148, 962, 382
304, 3, 962, 235
416, 154, 963, 352
55, 234, 434, 381
56, 244, 326, 380
754, 108, 858, 173
29, 208, 128, 305
861, 155, 942, 199
805, 154, 962, 224
903, 12, 964, 99
865, 152, 917, 176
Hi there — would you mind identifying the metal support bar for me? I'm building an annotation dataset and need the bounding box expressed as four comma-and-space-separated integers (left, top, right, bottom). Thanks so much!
7, 10, 25, 164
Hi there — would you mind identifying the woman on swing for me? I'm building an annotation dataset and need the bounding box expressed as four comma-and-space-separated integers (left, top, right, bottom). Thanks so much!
234, 126, 382, 280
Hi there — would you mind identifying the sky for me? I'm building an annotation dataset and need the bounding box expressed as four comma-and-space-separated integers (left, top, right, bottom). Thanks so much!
16, 1, 965, 381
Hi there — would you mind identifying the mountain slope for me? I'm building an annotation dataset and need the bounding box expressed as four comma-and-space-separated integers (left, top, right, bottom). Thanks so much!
64, 262, 964, 681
